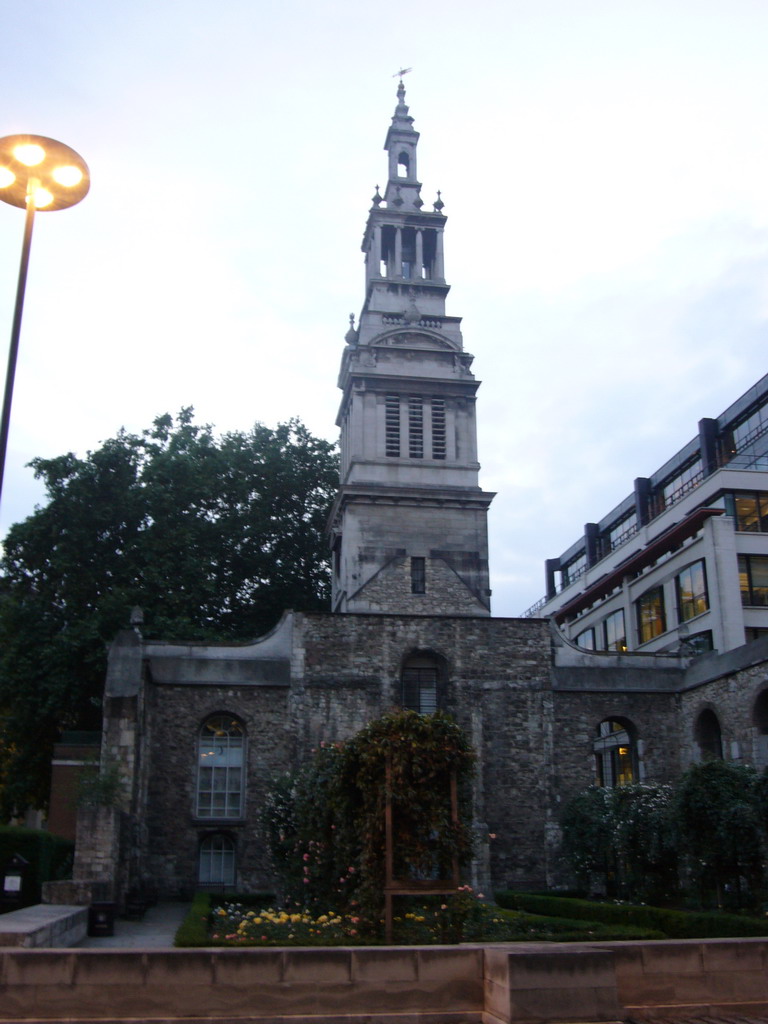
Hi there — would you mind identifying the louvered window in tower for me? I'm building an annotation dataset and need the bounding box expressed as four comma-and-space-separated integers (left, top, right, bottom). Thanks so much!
431, 398, 446, 459
409, 396, 424, 458
402, 662, 438, 714
385, 395, 400, 457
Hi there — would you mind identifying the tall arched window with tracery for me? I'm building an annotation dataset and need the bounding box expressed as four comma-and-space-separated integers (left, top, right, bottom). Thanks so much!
196, 714, 245, 818
594, 718, 636, 788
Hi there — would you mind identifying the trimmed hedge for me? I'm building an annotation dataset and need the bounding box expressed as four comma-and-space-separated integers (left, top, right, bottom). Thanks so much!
0, 826, 73, 911
495, 891, 768, 939
175, 891, 212, 946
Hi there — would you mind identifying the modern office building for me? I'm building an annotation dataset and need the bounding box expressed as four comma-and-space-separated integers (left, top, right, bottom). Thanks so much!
531, 374, 768, 655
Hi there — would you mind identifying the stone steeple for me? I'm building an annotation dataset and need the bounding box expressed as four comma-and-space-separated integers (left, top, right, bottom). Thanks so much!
329, 82, 494, 616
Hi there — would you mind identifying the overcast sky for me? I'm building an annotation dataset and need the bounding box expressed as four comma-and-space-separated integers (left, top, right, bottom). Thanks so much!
1, 0, 767, 619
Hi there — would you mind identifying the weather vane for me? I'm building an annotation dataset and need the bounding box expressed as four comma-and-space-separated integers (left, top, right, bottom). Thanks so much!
393, 67, 412, 79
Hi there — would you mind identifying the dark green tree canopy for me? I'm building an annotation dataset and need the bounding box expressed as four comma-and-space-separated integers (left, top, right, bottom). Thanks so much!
0, 410, 338, 815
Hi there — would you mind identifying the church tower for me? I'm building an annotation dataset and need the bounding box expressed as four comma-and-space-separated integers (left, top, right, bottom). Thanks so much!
329, 81, 494, 615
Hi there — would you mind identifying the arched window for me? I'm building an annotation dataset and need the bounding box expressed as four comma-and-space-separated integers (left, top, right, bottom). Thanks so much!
694, 708, 723, 761
198, 833, 235, 886
196, 714, 245, 818
594, 718, 636, 788
401, 653, 446, 714
397, 151, 410, 177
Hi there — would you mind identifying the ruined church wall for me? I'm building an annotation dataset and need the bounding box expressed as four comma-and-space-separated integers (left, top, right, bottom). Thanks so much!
142, 682, 293, 894
678, 657, 768, 768
294, 613, 558, 891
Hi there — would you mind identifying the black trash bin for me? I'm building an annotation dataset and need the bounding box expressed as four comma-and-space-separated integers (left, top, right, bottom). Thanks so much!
88, 901, 116, 937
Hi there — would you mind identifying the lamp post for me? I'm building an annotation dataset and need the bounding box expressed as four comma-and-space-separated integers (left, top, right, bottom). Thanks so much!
0, 134, 90, 509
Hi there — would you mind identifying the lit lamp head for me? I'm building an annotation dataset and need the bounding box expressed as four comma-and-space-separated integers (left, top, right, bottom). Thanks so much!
0, 134, 89, 212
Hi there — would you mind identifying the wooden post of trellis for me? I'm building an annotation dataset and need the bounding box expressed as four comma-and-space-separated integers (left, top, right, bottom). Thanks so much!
383, 754, 460, 943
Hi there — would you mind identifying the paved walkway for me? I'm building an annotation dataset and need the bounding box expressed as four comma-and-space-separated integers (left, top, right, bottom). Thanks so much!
75, 901, 190, 948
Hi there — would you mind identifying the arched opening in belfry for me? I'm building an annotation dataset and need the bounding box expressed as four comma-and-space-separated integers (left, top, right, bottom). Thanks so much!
397, 151, 410, 177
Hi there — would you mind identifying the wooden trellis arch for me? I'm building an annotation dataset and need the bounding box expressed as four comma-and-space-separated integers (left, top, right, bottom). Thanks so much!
383, 754, 460, 942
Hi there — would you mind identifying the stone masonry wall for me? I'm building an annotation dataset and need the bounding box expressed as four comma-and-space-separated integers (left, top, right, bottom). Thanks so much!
294, 613, 556, 891
143, 683, 293, 894
679, 659, 768, 768
350, 555, 488, 617
128, 611, 767, 897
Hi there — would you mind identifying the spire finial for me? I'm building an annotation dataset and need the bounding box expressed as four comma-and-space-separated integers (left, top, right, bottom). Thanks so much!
433, 190, 445, 213
392, 67, 412, 110
345, 313, 358, 345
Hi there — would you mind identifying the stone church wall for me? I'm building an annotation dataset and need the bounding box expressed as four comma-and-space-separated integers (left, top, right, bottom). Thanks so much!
678, 647, 768, 768
142, 683, 294, 894
89, 614, 768, 899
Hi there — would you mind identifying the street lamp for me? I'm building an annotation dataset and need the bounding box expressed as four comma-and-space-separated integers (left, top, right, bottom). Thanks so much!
0, 133, 90, 509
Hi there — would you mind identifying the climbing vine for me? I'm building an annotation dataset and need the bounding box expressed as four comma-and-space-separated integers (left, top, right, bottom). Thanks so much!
262, 709, 476, 929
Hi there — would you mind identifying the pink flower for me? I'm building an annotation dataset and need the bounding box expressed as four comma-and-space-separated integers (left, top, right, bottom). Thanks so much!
348, 866, 355, 873
303, 877, 310, 884
303, 853, 310, 861
349, 929, 357, 936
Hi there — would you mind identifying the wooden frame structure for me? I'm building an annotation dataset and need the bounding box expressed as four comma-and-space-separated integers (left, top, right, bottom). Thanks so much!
383, 755, 460, 942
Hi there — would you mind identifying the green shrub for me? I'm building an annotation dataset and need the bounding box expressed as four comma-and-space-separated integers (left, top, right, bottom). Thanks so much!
495, 891, 768, 938
560, 783, 677, 903
676, 761, 764, 907
0, 826, 73, 910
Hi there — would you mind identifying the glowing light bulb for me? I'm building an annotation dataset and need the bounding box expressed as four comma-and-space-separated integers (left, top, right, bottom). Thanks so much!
32, 187, 54, 209
0, 168, 15, 188
14, 143, 45, 167
52, 165, 83, 187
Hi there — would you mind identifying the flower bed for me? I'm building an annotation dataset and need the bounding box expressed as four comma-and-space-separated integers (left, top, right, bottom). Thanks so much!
175, 891, 663, 946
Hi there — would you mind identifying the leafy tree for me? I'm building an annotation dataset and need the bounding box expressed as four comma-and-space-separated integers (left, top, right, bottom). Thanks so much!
676, 760, 764, 908
0, 411, 338, 816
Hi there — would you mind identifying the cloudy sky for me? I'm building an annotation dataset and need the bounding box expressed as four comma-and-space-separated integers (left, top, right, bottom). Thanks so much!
1, 0, 767, 618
